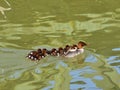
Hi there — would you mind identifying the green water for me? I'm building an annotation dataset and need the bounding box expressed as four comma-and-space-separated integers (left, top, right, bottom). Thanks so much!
0, 0, 120, 90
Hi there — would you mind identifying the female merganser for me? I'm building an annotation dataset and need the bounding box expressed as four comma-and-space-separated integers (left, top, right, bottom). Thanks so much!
64, 41, 87, 57
26, 41, 87, 61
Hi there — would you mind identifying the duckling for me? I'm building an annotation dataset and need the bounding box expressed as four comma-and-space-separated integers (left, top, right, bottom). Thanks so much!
63, 45, 71, 53
27, 48, 46, 61
37, 48, 42, 53
50, 48, 57, 56
27, 51, 36, 58
41, 48, 48, 56
26, 41, 87, 61
57, 47, 64, 56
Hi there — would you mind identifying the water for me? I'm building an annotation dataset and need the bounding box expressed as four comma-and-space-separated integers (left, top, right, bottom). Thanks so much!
0, 0, 120, 90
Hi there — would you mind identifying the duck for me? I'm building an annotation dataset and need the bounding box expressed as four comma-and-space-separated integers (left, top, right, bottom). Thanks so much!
57, 47, 64, 56
27, 48, 48, 60
50, 48, 58, 56
26, 41, 87, 61
64, 41, 87, 57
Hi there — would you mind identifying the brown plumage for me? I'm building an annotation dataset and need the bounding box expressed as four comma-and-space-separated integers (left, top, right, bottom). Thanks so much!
26, 41, 87, 61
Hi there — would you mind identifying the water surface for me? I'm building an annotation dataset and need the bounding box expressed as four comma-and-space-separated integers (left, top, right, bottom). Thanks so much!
0, 0, 120, 90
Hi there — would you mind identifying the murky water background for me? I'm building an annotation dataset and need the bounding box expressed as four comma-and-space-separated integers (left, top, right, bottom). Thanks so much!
0, 0, 120, 90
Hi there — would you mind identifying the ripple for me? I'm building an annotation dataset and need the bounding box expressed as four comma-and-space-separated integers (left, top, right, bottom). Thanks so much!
93, 76, 104, 80
112, 48, 120, 51
0, 42, 21, 48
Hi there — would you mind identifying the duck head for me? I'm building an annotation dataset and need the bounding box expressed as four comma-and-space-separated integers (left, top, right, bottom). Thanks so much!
64, 45, 70, 52
37, 48, 42, 53
51, 48, 57, 56
77, 41, 87, 49
58, 47, 64, 55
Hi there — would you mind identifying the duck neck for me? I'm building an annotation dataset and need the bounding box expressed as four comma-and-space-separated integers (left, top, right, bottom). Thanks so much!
77, 44, 83, 49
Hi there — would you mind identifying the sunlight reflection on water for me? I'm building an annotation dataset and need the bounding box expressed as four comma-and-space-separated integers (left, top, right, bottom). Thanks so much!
0, 0, 120, 90
0, 48, 119, 90
112, 48, 120, 51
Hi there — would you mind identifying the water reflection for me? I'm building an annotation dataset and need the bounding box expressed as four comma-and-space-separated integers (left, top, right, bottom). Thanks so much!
0, 48, 119, 90
0, 0, 120, 90
0, 0, 11, 18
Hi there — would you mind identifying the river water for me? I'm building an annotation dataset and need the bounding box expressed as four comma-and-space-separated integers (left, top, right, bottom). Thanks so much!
0, 0, 120, 90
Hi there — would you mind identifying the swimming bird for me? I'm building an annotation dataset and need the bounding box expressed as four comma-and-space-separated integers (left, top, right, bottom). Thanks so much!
26, 41, 87, 61
64, 41, 87, 57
